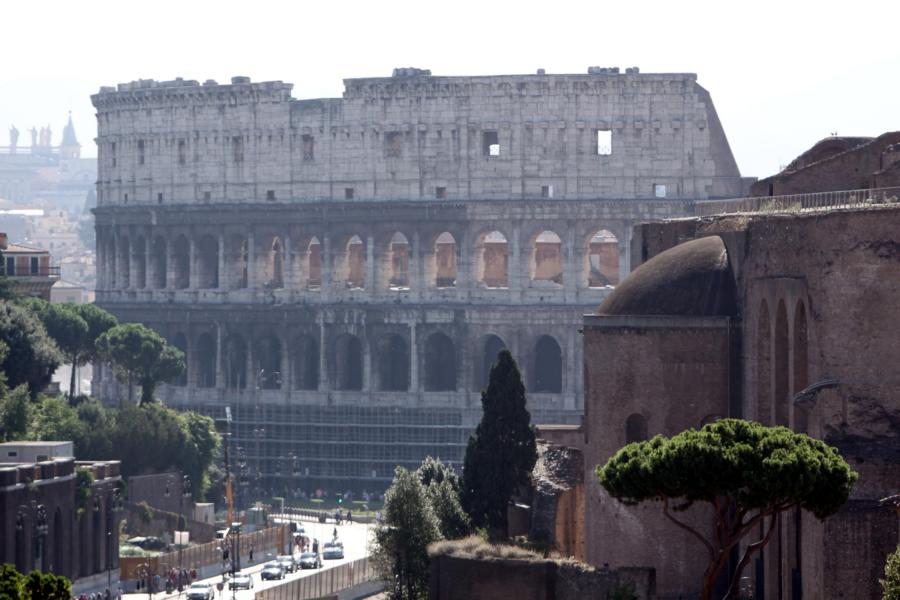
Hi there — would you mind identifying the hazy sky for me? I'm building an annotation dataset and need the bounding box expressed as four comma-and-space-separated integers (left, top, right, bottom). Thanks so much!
2, 0, 898, 180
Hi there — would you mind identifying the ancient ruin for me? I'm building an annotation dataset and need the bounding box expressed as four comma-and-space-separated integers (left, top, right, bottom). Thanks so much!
90, 68, 747, 493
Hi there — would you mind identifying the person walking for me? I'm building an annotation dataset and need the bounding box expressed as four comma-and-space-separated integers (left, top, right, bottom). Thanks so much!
346, 509, 352, 523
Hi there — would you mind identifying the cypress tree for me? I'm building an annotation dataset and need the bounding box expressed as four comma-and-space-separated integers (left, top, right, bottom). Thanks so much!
461, 349, 537, 538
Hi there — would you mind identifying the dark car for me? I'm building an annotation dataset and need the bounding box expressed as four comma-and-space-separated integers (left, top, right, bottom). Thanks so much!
229, 573, 253, 590
260, 562, 285, 580
185, 583, 214, 600
276, 555, 295, 573
298, 552, 322, 569
322, 541, 344, 560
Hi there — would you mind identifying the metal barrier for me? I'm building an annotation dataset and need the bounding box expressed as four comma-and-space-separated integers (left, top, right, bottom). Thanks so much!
254, 557, 377, 600
694, 186, 900, 217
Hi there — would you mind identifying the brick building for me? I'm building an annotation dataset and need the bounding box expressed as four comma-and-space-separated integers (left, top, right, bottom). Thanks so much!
0, 233, 60, 300
0, 442, 122, 592
575, 197, 900, 599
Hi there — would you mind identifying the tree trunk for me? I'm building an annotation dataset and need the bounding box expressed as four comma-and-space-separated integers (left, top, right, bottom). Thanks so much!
68, 352, 78, 405
127, 371, 133, 402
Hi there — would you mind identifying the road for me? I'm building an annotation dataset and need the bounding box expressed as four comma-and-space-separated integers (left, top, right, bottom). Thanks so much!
124, 519, 373, 600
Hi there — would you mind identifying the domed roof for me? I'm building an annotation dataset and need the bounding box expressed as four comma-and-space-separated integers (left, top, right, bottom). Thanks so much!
597, 235, 737, 317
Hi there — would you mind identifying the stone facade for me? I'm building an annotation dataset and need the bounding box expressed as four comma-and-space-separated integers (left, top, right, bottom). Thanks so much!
91, 69, 746, 493
582, 202, 900, 599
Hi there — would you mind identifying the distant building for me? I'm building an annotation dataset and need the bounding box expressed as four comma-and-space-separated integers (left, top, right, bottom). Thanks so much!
51, 278, 86, 303
0, 441, 122, 594
0, 232, 59, 300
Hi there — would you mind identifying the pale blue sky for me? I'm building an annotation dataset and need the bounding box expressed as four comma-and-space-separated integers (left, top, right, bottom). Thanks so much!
2, 0, 898, 180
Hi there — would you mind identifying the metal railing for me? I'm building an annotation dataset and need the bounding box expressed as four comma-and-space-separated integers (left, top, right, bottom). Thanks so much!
254, 556, 377, 600
694, 186, 900, 217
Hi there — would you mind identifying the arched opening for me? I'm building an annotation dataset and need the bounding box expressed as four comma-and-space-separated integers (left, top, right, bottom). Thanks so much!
15, 512, 27, 572
92, 501, 101, 573
533, 335, 562, 393
531, 231, 563, 286
293, 336, 319, 390
476, 231, 508, 288
388, 232, 410, 289
197, 235, 219, 289
133, 235, 146, 289
226, 234, 248, 290
625, 413, 648, 443
757, 301, 772, 425
307, 237, 322, 290
424, 332, 456, 391
224, 334, 247, 390
149, 236, 167, 289
334, 334, 363, 390
376, 334, 408, 391
345, 235, 366, 290
432, 232, 457, 288
255, 334, 283, 390
259, 235, 284, 289
172, 235, 190, 289
587, 229, 619, 287
196, 333, 217, 388
793, 300, 809, 431
481, 334, 507, 389
774, 300, 789, 427
117, 235, 130, 288
53, 508, 63, 576
172, 333, 188, 386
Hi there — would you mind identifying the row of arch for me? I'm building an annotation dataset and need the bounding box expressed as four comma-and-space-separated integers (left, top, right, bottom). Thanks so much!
161, 330, 564, 394
97, 227, 621, 292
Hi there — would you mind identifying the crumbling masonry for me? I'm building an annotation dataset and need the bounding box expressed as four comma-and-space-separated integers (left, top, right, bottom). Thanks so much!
91, 68, 746, 492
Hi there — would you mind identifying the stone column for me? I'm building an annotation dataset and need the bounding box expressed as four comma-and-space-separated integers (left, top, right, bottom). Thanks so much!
166, 236, 176, 290
457, 229, 471, 301
188, 234, 198, 290
128, 233, 138, 290
215, 323, 224, 389
246, 332, 256, 391
410, 231, 422, 300
620, 224, 633, 280
409, 322, 419, 393
564, 226, 579, 303
280, 333, 290, 392
217, 233, 226, 290
366, 234, 375, 294
321, 234, 332, 302
509, 224, 522, 300
362, 331, 371, 391
186, 332, 196, 388
284, 232, 294, 290
247, 229, 257, 289
317, 316, 329, 392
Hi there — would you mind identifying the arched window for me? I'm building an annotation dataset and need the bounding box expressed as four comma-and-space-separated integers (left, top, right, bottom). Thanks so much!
481, 334, 507, 388
431, 232, 457, 288
294, 336, 319, 390
258, 235, 284, 289
377, 334, 409, 391
224, 334, 247, 390
625, 413, 648, 444
774, 300, 789, 426
117, 235, 130, 288
344, 235, 366, 290
197, 235, 219, 289
172, 235, 190, 289
307, 237, 322, 290
476, 231, 508, 288
531, 231, 563, 286
334, 334, 363, 390
388, 232, 410, 289
533, 335, 562, 393
196, 333, 217, 389
424, 333, 456, 391
133, 235, 146, 289
255, 334, 283, 390
172, 333, 188, 386
149, 236, 167, 289
587, 229, 619, 287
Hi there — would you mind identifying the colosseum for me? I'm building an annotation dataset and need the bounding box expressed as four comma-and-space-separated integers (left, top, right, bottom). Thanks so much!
91, 67, 749, 495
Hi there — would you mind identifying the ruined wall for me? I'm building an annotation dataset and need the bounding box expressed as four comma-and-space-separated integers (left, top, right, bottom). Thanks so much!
428, 552, 655, 600
92, 70, 745, 208
582, 316, 730, 598
529, 441, 585, 561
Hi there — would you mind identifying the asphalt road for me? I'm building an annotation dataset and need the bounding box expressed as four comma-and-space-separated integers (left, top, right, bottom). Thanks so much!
124, 519, 373, 600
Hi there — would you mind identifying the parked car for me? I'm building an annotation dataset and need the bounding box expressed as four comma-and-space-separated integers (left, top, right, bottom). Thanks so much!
260, 562, 285, 580
229, 573, 253, 590
186, 583, 214, 600
298, 552, 322, 569
276, 555, 296, 573
322, 541, 344, 560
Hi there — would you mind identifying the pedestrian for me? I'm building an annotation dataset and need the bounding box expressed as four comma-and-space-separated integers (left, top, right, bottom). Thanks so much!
313, 538, 319, 553
332, 526, 337, 540
249, 545, 254, 562
347, 509, 352, 523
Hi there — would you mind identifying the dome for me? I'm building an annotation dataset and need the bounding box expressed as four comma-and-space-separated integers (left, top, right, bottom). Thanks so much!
597, 235, 737, 317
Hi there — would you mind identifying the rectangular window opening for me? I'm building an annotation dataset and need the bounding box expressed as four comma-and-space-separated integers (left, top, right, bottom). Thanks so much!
435, 186, 447, 200
178, 140, 186, 165
266, 190, 276, 201
302, 134, 315, 161
483, 131, 500, 157
157, 193, 164, 204
344, 187, 355, 200
137, 139, 146, 165
385, 131, 403, 158
596, 130, 612, 155
654, 184, 667, 198
30, 257, 39, 275
541, 185, 554, 199
203, 191, 212, 202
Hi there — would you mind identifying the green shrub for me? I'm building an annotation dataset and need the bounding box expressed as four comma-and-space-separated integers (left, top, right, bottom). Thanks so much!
881, 546, 900, 600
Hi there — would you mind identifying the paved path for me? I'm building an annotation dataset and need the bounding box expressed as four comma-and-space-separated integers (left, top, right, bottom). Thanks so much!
123, 520, 373, 600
